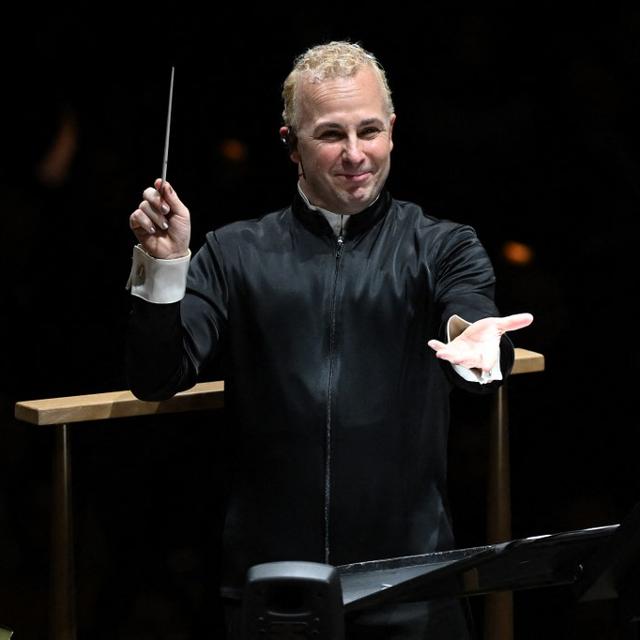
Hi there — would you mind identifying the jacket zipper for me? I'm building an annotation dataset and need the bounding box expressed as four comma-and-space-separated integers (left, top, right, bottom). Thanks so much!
325, 231, 344, 564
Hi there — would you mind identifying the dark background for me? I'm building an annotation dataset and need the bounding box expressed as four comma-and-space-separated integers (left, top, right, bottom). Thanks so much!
1, 6, 639, 638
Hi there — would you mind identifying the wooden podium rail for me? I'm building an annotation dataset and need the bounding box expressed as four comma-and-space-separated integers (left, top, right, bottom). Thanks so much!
15, 349, 543, 640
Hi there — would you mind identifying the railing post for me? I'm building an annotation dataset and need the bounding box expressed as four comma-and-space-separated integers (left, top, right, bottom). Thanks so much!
485, 384, 513, 640
51, 424, 75, 640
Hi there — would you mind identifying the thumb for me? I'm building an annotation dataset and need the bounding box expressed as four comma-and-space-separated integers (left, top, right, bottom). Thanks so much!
154, 179, 188, 215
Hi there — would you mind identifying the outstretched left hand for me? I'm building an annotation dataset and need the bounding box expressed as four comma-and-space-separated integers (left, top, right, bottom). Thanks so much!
427, 313, 534, 372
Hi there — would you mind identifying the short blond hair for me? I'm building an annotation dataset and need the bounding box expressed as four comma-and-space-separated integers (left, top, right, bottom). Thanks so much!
282, 41, 394, 129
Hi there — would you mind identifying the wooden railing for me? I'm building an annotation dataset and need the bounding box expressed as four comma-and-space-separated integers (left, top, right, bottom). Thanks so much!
15, 349, 544, 640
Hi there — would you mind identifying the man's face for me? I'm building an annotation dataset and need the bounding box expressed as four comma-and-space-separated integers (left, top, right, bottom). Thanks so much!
281, 66, 396, 215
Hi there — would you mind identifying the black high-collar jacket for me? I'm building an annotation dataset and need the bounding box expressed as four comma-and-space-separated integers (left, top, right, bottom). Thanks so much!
127, 190, 514, 597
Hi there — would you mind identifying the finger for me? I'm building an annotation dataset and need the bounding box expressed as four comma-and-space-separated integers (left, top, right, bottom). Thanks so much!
435, 349, 493, 370
496, 313, 534, 333
427, 339, 446, 352
428, 339, 470, 364
434, 350, 465, 366
427, 341, 461, 362
139, 201, 169, 231
143, 186, 171, 216
130, 209, 156, 235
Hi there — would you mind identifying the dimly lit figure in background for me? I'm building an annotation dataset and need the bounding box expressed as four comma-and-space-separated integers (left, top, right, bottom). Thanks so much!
126, 42, 532, 639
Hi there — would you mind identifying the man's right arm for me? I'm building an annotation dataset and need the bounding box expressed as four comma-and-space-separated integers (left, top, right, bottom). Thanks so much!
126, 297, 196, 401
126, 242, 196, 400
126, 179, 225, 401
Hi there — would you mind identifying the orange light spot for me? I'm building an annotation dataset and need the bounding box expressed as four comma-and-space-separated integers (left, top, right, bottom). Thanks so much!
220, 139, 247, 162
502, 240, 534, 265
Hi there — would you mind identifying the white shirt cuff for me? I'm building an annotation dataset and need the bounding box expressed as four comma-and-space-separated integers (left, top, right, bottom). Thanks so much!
125, 245, 191, 304
446, 314, 502, 385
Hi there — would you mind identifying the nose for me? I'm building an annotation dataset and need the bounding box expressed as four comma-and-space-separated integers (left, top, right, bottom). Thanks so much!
342, 134, 366, 164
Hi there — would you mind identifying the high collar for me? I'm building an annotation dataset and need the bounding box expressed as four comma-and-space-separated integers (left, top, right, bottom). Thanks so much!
292, 188, 392, 240
297, 184, 349, 237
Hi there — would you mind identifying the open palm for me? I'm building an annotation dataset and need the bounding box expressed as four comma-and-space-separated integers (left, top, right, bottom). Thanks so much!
428, 313, 533, 372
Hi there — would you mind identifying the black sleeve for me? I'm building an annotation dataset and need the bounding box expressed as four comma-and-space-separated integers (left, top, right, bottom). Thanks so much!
433, 224, 514, 394
125, 232, 229, 401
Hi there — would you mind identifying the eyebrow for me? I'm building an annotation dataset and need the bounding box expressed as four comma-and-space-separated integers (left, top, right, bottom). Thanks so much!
312, 118, 386, 134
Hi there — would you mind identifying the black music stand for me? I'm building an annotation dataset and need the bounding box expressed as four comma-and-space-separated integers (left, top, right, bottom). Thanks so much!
575, 502, 640, 639
338, 524, 617, 610
241, 506, 640, 638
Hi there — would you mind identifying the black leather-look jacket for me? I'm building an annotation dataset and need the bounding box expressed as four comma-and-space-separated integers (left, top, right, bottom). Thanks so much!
127, 189, 514, 596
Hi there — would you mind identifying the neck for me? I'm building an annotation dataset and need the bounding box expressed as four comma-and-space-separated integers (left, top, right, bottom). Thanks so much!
297, 182, 379, 216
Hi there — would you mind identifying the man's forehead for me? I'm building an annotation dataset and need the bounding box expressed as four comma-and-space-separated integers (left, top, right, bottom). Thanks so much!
298, 66, 383, 97
296, 67, 388, 124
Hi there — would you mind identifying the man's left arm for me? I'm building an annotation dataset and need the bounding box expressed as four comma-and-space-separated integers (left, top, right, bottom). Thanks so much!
429, 224, 533, 391
429, 313, 533, 386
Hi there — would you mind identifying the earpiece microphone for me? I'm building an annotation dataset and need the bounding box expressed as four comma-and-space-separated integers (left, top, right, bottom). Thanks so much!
281, 126, 306, 179
281, 126, 298, 152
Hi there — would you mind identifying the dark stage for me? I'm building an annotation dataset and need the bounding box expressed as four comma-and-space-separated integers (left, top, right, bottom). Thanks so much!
1, 7, 639, 638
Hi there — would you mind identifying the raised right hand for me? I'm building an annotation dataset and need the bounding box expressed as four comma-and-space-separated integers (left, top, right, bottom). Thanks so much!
129, 178, 191, 259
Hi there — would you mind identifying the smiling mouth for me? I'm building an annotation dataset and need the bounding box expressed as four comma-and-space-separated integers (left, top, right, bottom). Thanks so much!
338, 172, 372, 183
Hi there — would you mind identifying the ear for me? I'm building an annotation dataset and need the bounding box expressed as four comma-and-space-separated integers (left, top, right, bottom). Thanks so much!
388, 114, 396, 152
279, 126, 300, 163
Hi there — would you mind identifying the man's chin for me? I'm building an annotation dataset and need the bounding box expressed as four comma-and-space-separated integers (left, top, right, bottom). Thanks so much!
341, 188, 379, 213
313, 183, 381, 214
